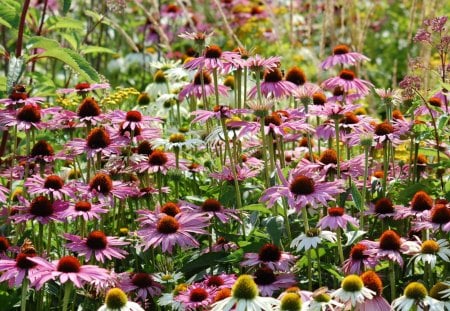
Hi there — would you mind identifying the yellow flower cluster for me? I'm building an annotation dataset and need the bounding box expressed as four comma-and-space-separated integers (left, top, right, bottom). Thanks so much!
100, 87, 140, 108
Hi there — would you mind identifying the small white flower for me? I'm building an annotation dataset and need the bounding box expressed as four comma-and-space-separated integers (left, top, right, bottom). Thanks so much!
290, 229, 336, 251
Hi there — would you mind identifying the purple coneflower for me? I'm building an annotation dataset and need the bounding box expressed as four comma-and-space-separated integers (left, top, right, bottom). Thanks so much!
342, 242, 377, 275
372, 120, 404, 148
0, 247, 42, 287
137, 212, 209, 253
59, 200, 108, 222
87, 172, 137, 201
363, 230, 409, 266
29, 255, 109, 289
241, 243, 296, 272
260, 167, 344, 212
25, 174, 74, 200
321, 44, 370, 70
317, 207, 359, 230
184, 45, 239, 73
178, 70, 229, 101
412, 203, 450, 232
11, 196, 67, 224
253, 266, 297, 297
248, 68, 297, 99
0, 85, 45, 108
134, 149, 181, 174
202, 274, 236, 289
0, 104, 58, 130
65, 127, 120, 158
245, 55, 281, 72
57, 82, 110, 94
322, 69, 373, 96
119, 272, 163, 301
209, 164, 259, 182
175, 284, 218, 310
395, 190, 434, 220
75, 97, 106, 126
0, 185, 9, 203
64, 231, 129, 263
188, 198, 240, 223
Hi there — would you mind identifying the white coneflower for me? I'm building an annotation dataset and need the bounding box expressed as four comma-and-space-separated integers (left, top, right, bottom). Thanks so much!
410, 239, 450, 268
97, 288, 144, 311
210, 275, 280, 311
332, 275, 375, 306
392, 282, 444, 311
290, 228, 336, 252
429, 282, 450, 310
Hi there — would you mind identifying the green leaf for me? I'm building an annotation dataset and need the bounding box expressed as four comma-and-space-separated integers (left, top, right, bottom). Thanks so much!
344, 230, 367, 247
82, 46, 116, 55
180, 252, 227, 277
0, 16, 12, 28
239, 204, 272, 215
437, 114, 449, 131
0, 76, 6, 92
266, 216, 283, 246
6, 56, 24, 94
46, 16, 84, 31
27, 36, 60, 50
63, 0, 72, 15
60, 33, 79, 50
350, 183, 362, 210
37, 48, 99, 82
0, 2, 19, 29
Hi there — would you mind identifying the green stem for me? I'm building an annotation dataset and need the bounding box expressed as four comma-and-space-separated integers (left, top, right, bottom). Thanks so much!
382, 141, 389, 196
62, 282, 73, 311
315, 246, 322, 287
389, 260, 396, 301
336, 228, 344, 264
259, 118, 270, 188
20, 278, 28, 311
360, 145, 370, 228
333, 118, 341, 179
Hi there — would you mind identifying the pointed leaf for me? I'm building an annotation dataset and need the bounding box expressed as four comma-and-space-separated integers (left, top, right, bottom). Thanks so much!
7, 56, 24, 93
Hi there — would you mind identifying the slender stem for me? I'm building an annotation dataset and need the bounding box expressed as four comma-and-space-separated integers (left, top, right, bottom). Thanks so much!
389, 260, 396, 300
360, 145, 370, 228
212, 68, 220, 107
16, 0, 31, 58
315, 246, 322, 286
62, 282, 73, 311
20, 278, 28, 311
336, 228, 344, 264
382, 141, 389, 196
259, 118, 270, 188
333, 118, 341, 179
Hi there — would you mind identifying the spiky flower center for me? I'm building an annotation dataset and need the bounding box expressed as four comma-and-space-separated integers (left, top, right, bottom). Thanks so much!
156, 215, 180, 234
319, 149, 337, 165
339, 70, 355, 81
43, 175, 64, 190
285, 67, 306, 86
214, 288, 231, 302
333, 87, 345, 96
201, 198, 222, 212
0, 237, 10, 252
374, 122, 394, 136
290, 175, 315, 195
31, 140, 54, 157
87, 128, 111, 149
333, 44, 350, 55
189, 287, 209, 302
15, 252, 37, 269
350, 243, 368, 260
431, 205, 450, 224
125, 111, 142, 122
57, 256, 81, 273
194, 71, 212, 85
393, 110, 404, 120
232, 275, 258, 299
207, 275, 225, 287
314, 293, 331, 303
341, 275, 364, 292
30, 196, 54, 217
421, 240, 440, 254
169, 133, 186, 143
132, 273, 154, 288
137, 93, 150, 105
312, 93, 327, 105
77, 98, 101, 117
360, 271, 383, 296
328, 207, 345, 216
148, 150, 168, 166
429, 282, 449, 300
281, 293, 302, 310
306, 228, 320, 237
375, 198, 395, 214
264, 68, 283, 83
17, 105, 41, 123
258, 243, 282, 262
404, 282, 427, 300
161, 202, 181, 216
428, 97, 442, 107
411, 191, 433, 211
86, 230, 108, 250
254, 266, 276, 285
379, 230, 401, 251
340, 112, 359, 124
153, 70, 167, 83
75, 201, 92, 212
89, 173, 113, 195
105, 288, 128, 309
75, 82, 91, 90
137, 141, 153, 155
417, 154, 428, 165
264, 114, 282, 126
205, 45, 222, 58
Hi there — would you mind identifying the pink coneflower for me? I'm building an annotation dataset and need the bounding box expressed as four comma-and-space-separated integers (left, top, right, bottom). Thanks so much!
248, 68, 297, 99
415, 97, 448, 117
0, 236, 11, 256
24, 174, 75, 200
0, 185, 9, 203
342, 242, 377, 275
372, 120, 403, 148
253, 266, 296, 297
412, 203, 450, 232
210, 237, 239, 252
245, 55, 281, 72
395, 191, 434, 220
241, 243, 296, 272
0, 247, 43, 288
108, 110, 162, 130
175, 283, 218, 310
187, 198, 240, 223
184, 45, 239, 73
87, 172, 137, 200
29, 255, 109, 289
260, 167, 344, 212
59, 200, 108, 222
65, 127, 120, 158
321, 44, 370, 70
210, 164, 259, 182
366, 197, 400, 219
202, 274, 236, 289
134, 150, 181, 174
11, 196, 67, 224
178, 70, 229, 101
64, 231, 129, 263
0, 85, 45, 108
137, 212, 209, 253
364, 230, 409, 266
310, 102, 361, 118
28, 140, 59, 164
0, 104, 58, 130
355, 271, 391, 311
327, 86, 363, 104
318, 207, 359, 230
178, 30, 214, 44
119, 272, 163, 301
191, 105, 248, 123
57, 82, 110, 94
75, 97, 106, 126
322, 69, 373, 96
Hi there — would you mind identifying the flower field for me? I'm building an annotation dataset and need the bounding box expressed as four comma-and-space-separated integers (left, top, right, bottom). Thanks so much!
0, 0, 449, 310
